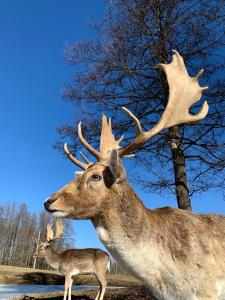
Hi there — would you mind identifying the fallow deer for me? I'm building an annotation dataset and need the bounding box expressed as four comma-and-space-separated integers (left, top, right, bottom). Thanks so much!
44, 51, 225, 300
33, 218, 110, 300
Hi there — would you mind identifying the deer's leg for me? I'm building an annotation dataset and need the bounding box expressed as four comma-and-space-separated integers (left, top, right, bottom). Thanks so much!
93, 272, 101, 300
68, 277, 73, 300
94, 288, 100, 300
95, 273, 107, 300
63, 276, 69, 300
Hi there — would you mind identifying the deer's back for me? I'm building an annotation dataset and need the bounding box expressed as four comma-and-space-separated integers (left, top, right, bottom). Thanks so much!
58, 248, 109, 275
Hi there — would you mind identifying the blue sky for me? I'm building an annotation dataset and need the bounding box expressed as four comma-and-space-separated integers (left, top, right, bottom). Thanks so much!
0, 0, 224, 251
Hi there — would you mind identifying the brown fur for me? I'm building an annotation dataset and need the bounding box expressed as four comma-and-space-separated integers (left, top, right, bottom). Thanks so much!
45, 161, 225, 300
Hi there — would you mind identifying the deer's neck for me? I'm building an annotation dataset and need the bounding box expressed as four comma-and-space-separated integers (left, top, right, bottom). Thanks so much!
93, 180, 149, 234
92, 181, 165, 296
45, 247, 60, 270
93, 181, 153, 257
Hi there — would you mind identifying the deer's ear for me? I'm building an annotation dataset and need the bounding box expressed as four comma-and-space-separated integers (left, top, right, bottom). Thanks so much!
108, 149, 126, 182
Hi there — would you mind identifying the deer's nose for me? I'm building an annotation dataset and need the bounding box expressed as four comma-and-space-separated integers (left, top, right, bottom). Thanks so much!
44, 197, 57, 210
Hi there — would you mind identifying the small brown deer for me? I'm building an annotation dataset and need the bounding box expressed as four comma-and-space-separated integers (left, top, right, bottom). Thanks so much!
44, 51, 225, 300
33, 218, 110, 300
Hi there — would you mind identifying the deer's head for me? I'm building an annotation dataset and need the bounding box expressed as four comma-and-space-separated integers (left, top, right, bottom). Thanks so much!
45, 116, 127, 219
33, 241, 50, 258
33, 218, 63, 257
44, 51, 208, 220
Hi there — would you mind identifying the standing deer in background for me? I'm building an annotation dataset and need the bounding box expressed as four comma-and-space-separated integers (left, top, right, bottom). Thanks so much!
44, 51, 225, 300
33, 218, 110, 300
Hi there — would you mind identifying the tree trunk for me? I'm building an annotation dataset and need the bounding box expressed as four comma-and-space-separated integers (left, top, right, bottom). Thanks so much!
169, 126, 192, 211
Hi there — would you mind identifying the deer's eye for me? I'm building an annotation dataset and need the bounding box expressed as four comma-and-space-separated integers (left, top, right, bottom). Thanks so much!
91, 174, 102, 181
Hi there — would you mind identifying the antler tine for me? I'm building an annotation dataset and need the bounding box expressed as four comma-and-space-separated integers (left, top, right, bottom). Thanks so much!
64, 143, 88, 170
119, 50, 209, 157
118, 107, 152, 156
54, 218, 64, 240
80, 151, 91, 164
118, 134, 124, 145
122, 107, 143, 135
46, 223, 54, 242
78, 122, 100, 159
195, 69, 204, 81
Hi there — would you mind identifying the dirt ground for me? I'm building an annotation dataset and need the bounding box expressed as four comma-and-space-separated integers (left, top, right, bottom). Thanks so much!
0, 265, 157, 299
13, 287, 156, 300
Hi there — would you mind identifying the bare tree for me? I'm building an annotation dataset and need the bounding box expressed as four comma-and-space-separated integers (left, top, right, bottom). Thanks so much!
56, 0, 225, 211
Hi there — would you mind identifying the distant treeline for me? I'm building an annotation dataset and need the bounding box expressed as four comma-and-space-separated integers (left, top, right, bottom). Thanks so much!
0, 202, 75, 269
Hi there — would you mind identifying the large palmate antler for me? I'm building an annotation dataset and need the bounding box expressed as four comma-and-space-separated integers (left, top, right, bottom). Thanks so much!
118, 50, 208, 157
64, 50, 208, 168
46, 218, 64, 243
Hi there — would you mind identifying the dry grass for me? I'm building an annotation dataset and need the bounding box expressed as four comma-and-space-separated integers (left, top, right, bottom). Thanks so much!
0, 265, 140, 287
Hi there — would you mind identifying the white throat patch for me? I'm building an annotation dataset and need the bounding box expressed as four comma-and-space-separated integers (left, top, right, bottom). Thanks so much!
52, 211, 69, 218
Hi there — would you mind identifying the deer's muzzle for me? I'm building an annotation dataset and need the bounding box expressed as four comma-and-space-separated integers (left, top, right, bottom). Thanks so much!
44, 197, 58, 212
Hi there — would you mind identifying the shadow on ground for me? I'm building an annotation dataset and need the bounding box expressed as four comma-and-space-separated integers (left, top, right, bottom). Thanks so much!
21, 296, 92, 300
18, 287, 157, 300
21, 272, 64, 285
